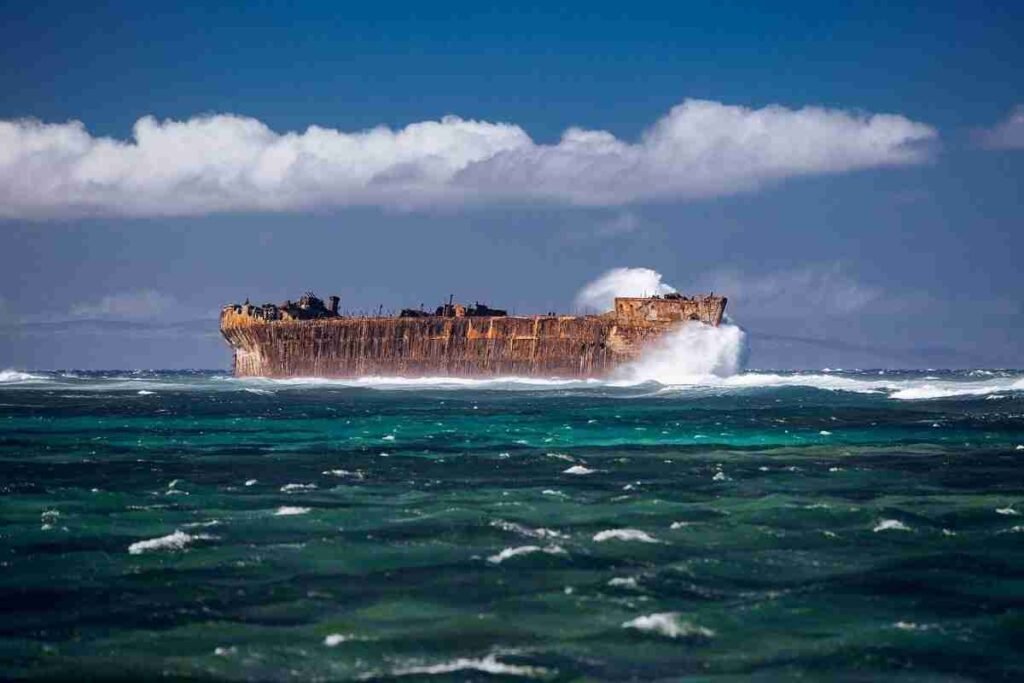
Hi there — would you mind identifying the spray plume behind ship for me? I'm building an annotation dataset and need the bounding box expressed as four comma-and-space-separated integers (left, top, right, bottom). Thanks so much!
220, 288, 727, 379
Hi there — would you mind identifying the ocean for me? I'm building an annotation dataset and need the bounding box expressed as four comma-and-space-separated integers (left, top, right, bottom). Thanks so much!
1, 368, 1023, 680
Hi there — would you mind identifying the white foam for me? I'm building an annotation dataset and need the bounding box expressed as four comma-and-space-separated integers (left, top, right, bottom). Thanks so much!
622, 613, 715, 638
893, 621, 932, 631
137, 390, 156, 395
873, 519, 911, 533
275, 506, 311, 516
487, 545, 566, 564
563, 465, 594, 475
491, 519, 566, 539
889, 377, 1024, 400
128, 530, 208, 554
995, 507, 1019, 516
612, 322, 746, 384
389, 654, 550, 678
575, 267, 675, 311
227, 368, 1024, 401
280, 483, 317, 492
593, 528, 660, 543
0, 369, 45, 384
608, 576, 640, 589
324, 633, 354, 646
322, 469, 364, 479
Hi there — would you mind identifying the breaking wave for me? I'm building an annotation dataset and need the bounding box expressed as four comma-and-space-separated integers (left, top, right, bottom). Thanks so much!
0, 369, 45, 384
612, 321, 747, 384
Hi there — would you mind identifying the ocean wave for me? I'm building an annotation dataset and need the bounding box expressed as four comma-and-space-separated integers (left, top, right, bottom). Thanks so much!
0, 369, 46, 384
128, 530, 211, 554
229, 368, 1024, 401
274, 506, 311, 516
388, 654, 551, 678
593, 529, 660, 543
622, 613, 715, 638
487, 545, 566, 564
4, 367, 1022, 402
491, 520, 567, 539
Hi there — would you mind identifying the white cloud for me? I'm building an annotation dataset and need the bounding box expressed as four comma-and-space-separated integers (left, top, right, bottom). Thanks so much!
977, 105, 1024, 150
0, 99, 936, 219
695, 265, 881, 318
69, 290, 180, 321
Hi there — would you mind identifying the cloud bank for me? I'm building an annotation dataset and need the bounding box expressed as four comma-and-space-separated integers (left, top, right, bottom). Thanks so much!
0, 99, 936, 219
977, 105, 1024, 150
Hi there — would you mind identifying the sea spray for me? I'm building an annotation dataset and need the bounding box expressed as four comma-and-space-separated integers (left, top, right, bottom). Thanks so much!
613, 321, 747, 384
574, 267, 675, 312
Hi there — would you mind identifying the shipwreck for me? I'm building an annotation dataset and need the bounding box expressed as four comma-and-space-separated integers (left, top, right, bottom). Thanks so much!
220, 290, 727, 378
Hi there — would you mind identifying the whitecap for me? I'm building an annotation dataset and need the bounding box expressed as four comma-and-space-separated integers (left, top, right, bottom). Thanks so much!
491, 519, 566, 539
995, 507, 1019, 516
389, 654, 550, 678
0, 369, 45, 384
622, 613, 714, 638
873, 519, 911, 532
244, 479, 258, 486
593, 529, 660, 543
128, 530, 208, 554
275, 506, 311, 516
137, 390, 156, 396
280, 483, 317, 492
323, 469, 364, 479
324, 633, 354, 646
487, 545, 566, 564
893, 621, 934, 631
608, 576, 640, 589
563, 465, 594, 475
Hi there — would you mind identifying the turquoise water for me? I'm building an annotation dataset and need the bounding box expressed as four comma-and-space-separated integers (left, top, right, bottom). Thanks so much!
1, 369, 1023, 680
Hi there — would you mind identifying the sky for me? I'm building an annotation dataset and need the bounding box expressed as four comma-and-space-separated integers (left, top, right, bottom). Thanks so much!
0, 0, 1021, 370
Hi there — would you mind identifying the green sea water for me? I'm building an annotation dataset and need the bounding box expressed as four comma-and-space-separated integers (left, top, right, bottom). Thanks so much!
1, 369, 1023, 681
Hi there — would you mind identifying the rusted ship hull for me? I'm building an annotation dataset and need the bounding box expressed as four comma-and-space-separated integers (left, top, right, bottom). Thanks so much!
220, 293, 727, 379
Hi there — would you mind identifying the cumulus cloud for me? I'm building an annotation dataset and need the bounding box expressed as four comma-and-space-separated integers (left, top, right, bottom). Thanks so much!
976, 105, 1024, 150
0, 99, 936, 219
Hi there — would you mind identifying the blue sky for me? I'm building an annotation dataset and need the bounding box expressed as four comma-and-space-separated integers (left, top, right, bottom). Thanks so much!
0, 0, 1021, 369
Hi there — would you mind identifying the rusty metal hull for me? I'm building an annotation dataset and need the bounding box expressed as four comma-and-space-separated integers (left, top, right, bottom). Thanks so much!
220, 313, 683, 379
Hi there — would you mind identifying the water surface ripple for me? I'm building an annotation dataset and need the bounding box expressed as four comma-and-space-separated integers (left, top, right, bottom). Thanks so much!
1, 370, 1022, 680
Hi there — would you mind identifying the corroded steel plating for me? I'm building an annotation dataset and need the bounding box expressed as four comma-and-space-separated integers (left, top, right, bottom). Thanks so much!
220, 292, 727, 378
